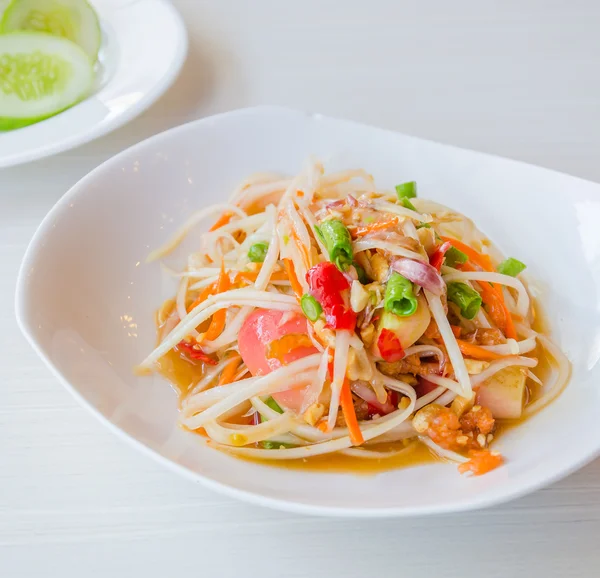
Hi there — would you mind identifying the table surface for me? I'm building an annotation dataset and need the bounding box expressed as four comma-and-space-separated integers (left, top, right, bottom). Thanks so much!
3, 1, 600, 576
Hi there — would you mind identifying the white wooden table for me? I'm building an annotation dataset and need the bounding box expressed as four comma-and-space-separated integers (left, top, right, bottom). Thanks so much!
2, 1, 600, 576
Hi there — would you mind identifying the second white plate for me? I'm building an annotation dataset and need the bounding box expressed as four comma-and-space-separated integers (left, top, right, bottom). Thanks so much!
0, 0, 188, 168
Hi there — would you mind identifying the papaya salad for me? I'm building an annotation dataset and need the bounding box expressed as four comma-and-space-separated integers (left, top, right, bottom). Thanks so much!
138, 161, 570, 476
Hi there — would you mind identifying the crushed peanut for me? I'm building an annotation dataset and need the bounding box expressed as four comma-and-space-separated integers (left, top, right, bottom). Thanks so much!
229, 433, 248, 446
451, 393, 475, 418
398, 397, 411, 410
303, 403, 325, 426
350, 280, 370, 313
397, 373, 418, 386
463, 359, 490, 375
370, 252, 390, 282
313, 319, 336, 348
360, 324, 376, 348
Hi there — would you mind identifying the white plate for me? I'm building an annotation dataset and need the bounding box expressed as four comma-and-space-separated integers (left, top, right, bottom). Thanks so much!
15, 106, 600, 517
0, 0, 187, 168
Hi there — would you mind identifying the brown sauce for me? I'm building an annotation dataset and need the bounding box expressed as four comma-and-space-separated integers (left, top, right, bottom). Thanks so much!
156, 347, 205, 399
237, 441, 439, 474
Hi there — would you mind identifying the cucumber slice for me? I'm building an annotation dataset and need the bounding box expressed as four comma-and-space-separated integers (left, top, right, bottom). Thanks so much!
0, 32, 93, 130
0, 0, 12, 20
1, 0, 101, 61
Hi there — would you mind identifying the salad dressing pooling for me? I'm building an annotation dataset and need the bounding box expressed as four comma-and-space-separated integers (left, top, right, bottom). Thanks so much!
140, 161, 570, 476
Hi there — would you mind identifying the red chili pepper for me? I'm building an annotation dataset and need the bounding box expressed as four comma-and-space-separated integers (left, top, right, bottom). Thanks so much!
176, 340, 218, 365
429, 241, 452, 271
306, 262, 356, 330
377, 328, 405, 362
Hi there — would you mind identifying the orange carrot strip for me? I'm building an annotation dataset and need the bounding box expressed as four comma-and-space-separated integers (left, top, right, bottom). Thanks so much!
456, 340, 503, 361
461, 262, 517, 340
503, 308, 517, 340
203, 263, 230, 341
290, 230, 311, 270
352, 217, 399, 238
440, 236, 494, 272
187, 283, 215, 313
209, 212, 233, 232
450, 325, 462, 338
284, 258, 303, 298
340, 378, 364, 446
218, 354, 242, 385
234, 269, 288, 285
317, 420, 329, 432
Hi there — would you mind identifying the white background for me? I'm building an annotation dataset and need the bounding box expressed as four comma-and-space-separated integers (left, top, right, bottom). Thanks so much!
2, 1, 600, 576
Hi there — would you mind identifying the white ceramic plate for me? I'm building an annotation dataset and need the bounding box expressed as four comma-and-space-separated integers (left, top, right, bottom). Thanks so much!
15, 106, 600, 517
0, 0, 187, 168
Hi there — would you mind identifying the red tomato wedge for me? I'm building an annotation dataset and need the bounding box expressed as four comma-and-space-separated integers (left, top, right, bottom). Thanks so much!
238, 309, 319, 412
415, 376, 439, 398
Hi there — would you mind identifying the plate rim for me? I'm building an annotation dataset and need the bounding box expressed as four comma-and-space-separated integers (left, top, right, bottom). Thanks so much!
15, 105, 600, 517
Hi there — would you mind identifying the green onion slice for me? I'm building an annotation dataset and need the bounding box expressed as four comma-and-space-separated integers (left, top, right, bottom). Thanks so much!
497, 257, 526, 277
301, 294, 323, 321
248, 242, 269, 263
445, 246, 468, 267
395, 181, 417, 200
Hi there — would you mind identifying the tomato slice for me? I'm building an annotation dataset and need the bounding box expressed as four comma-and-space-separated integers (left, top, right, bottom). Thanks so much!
415, 376, 439, 398
238, 309, 319, 413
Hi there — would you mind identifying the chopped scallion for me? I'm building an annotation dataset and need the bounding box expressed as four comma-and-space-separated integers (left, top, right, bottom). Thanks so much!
445, 246, 468, 267
498, 257, 526, 277
301, 294, 323, 321
395, 181, 417, 200
248, 242, 269, 263
400, 197, 417, 212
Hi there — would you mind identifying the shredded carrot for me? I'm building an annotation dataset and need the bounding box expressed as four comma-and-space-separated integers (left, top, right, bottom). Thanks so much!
460, 262, 517, 340
187, 283, 215, 313
316, 420, 329, 432
352, 217, 399, 238
424, 318, 441, 339
209, 212, 233, 232
218, 354, 242, 385
450, 325, 462, 338
456, 340, 503, 361
234, 269, 288, 285
284, 258, 303, 298
441, 236, 494, 272
340, 378, 364, 446
203, 263, 230, 341
290, 229, 311, 270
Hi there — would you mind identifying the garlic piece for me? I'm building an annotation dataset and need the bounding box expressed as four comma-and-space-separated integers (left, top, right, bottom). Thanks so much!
350, 280, 370, 313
